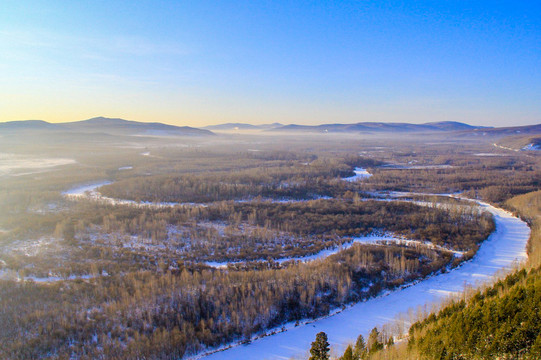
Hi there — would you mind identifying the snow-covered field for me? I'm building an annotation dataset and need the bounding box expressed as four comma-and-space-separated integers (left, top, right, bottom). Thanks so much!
200, 199, 529, 360
0, 153, 76, 176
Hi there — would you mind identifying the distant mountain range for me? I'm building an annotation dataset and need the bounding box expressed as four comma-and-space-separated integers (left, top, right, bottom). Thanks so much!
203, 122, 283, 131
2, 118, 539, 138
267, 121, 486, 133
0, 117, 214, 137
260, 121, 541, 137
469, 123, 541, 136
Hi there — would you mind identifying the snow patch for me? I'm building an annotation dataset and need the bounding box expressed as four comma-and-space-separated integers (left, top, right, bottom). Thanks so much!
493, 143, 519, 152
25, 274, 99, 283
342, 167, 372, 182
474, 153, 509, 157
522, 143, 540, 151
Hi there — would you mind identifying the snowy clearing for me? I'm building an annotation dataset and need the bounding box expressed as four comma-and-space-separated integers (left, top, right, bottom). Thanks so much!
1, 236, 61, 258
199, 198, 529, 360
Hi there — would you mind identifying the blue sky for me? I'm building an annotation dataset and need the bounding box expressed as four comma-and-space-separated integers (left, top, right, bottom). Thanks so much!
1, 1, 540, 126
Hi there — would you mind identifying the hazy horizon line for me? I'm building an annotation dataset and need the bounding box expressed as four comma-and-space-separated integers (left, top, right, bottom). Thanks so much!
1, 116, 539, 129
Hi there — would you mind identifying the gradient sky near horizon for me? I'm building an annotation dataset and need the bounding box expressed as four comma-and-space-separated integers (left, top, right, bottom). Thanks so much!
1, 1, 540, 127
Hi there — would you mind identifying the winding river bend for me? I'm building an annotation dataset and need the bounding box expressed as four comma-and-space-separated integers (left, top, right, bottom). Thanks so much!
200, 199, 529, 360
62, 180, 530, 360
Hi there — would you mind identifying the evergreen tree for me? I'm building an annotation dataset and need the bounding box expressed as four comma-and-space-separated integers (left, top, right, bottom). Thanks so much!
310, 332, 330, 360
354, 334, 366, 359
368, 327, 383, 354
340, 345, 354, 360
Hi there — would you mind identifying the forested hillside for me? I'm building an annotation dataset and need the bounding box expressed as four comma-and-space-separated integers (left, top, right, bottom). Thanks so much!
340, 190, 541, 360
407, 267, 541, 359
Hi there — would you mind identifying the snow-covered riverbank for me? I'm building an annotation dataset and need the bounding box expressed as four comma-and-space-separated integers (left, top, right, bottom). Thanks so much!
200, 199, 529, 360
205, 233, 463, 268
63, 181, 183, 208
64, 166, 371, 208
342, 167, 372, 181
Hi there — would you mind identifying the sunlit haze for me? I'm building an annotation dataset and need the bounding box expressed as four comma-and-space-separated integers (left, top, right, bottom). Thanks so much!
1, 1, 540, 127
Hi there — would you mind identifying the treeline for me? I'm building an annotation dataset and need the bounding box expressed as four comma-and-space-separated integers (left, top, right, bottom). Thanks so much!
98, 157, 360, 203
0, 244, 451, 359
364, 165, 540, 204
213, 199, 494, 252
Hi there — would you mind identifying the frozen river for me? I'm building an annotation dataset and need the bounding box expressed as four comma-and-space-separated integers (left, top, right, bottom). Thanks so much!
62, 180, 530, 360
200, 199, 529, 360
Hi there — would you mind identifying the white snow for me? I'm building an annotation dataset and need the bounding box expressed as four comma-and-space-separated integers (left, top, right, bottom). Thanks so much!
0, 269, 99, 283
118, 166, 133, 170
200, 197, 529, 360
474, 153, 509, 157
24, 274, 98, 283
350, 235, 465, 257
342, 167, 372, 182
493, 143, 519, 152
4, 236, 60, 257
63, 181, 112, 198
63, 181, 194, 209
522, 143, 540, 151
